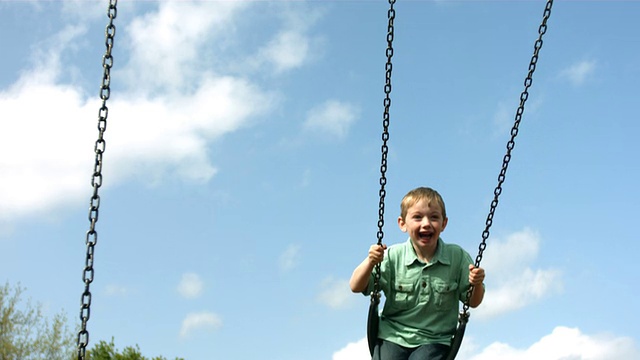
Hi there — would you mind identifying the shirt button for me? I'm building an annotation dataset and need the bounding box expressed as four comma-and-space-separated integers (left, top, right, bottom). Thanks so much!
422, 282, 427, 288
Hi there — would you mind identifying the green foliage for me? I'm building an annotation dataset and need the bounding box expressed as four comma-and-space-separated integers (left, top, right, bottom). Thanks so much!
87, 338, 184, 360
1, 282, 183, 360
0, 281, 75, 360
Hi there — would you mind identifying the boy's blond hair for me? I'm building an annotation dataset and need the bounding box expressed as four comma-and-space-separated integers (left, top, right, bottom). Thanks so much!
400, 187, 447, 220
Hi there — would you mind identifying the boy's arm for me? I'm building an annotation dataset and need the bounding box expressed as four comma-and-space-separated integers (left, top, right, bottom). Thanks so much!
349, 257, 375, 293
349, 244, 386, 293
468, 283, 485, 308
468, 264, 485, 308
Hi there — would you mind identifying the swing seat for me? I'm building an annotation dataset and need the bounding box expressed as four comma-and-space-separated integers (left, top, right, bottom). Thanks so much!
445, 312, 469, 360
367, 294, 380, 356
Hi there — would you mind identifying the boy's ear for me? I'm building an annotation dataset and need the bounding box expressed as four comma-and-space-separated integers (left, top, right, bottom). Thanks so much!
442, 217, 448, 231
398, 216, 407, 232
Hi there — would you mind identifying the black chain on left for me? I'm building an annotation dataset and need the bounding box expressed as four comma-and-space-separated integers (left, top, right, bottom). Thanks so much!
77, 1, 117, 359
372, 0, 396, 307
460, 0, 554, 319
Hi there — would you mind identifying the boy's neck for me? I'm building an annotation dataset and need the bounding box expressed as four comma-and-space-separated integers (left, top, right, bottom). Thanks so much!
412, 241, 437, 263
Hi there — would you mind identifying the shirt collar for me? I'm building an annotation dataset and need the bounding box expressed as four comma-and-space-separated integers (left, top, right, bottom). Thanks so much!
403, 237, 451, 266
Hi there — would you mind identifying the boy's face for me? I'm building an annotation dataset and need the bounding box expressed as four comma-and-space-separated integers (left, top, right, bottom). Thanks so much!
398, 199, 448, 255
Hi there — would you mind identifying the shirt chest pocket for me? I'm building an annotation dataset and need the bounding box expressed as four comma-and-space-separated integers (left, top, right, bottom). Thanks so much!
389, 282, 416, 310
432, 280, 459, 311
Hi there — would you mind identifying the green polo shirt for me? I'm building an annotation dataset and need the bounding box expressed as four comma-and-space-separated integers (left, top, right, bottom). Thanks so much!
367, 238, 473, 347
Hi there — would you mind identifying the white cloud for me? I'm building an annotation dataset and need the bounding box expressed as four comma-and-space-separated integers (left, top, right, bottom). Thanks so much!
462, 326, 640, 360
279, 243, 301, 272
0, 22, 95, 223
0, 2, 312, 222
479, 228, 540, 273
335, 327, 640, 360
333, 337, 368, 360
60, 0, 105, 20
303, 100, 359, 139
476, 268, 561, 319
491, 96, 543, 138
300, 168, 312, 188
317, 277, 354, 310
247, 5, 321, 75
104, 284, 128, 297
560, 60, 596, 86
0, 75, 97, 221
179, 311, 222, 339
120, 2, 248, 93
474, 228, 562, 319
258, 30, 310, 73
491, 101, 512, 137
106, 75, 273, 185
0, 65, 274, 221
177, 273, 204, 299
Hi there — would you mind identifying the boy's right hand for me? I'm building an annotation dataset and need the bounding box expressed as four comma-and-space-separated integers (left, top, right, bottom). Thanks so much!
368, 244, 387, 266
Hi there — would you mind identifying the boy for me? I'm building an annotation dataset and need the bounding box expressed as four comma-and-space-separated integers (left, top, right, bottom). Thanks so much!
350, 187, 485, 360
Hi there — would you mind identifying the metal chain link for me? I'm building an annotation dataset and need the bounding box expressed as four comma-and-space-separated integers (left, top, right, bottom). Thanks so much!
460, 0, 554, 319
372, 0, 396, 306
77, 1, 117, 359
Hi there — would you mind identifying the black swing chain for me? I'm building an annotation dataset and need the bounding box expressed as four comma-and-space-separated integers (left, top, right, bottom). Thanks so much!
77, 1, 117, 359
372, 0, 397, 306
460, 0, 554, 320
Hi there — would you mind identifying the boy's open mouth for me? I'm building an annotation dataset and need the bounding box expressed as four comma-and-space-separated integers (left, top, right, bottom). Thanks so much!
419, 232, 434, 241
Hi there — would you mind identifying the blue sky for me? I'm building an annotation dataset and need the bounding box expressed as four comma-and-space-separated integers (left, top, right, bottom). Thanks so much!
1, 1, 639, 359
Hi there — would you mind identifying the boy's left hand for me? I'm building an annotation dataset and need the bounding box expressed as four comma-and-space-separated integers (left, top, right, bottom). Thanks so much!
468, 264, 485, 286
